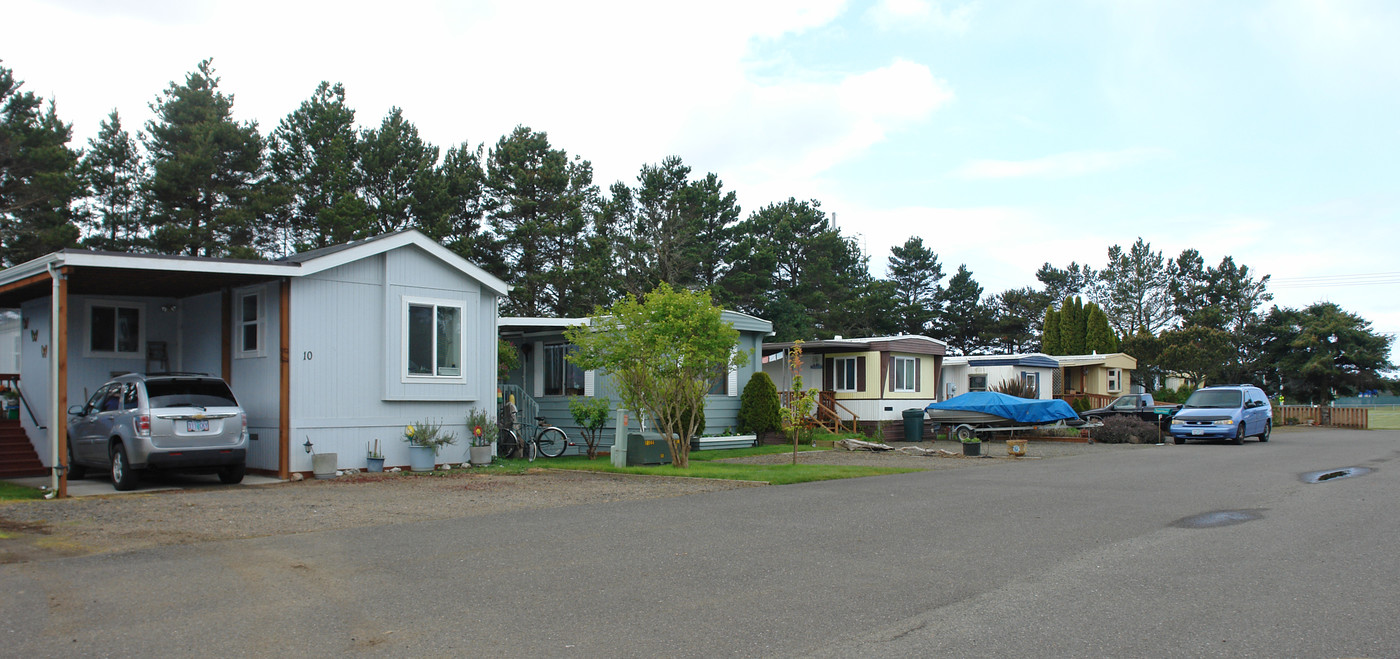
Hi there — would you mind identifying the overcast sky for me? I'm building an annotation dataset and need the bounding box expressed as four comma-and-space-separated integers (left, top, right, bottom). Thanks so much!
8, 0, 1399, 353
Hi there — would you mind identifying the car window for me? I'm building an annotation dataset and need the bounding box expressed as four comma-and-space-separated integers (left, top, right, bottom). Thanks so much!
99, 387, 122, 412
1182, 389, 1243, 409
122, 384, 140, 410
83, 386, 110, 415
145, 379, 238, 408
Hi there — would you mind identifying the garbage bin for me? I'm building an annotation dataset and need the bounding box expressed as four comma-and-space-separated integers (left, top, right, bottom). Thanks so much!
902, 409, 926, 442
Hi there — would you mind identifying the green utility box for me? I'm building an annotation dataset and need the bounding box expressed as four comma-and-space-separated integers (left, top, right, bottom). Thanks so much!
626, 433, 672, 466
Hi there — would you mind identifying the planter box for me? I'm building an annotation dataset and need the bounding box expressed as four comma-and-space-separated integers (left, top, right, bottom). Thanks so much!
690, 435, 758, 451
408, 445, 436, 472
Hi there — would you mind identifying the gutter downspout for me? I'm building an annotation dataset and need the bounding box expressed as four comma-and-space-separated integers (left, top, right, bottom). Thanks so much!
47, 262, 62, 497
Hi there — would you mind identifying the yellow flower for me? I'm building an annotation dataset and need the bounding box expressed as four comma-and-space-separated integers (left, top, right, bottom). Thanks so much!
405, 424, 416, 437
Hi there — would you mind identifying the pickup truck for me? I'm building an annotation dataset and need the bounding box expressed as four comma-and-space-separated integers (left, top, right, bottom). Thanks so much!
1081, 394, 1180, 428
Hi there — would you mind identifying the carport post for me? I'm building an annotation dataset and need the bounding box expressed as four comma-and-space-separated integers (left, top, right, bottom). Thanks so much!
48, 263, 68, 499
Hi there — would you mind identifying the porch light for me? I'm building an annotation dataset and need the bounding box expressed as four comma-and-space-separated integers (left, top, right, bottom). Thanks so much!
303, 438, 314, 454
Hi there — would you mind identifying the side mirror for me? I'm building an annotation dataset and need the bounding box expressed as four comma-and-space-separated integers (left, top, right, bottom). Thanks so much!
67, 405, 86, 416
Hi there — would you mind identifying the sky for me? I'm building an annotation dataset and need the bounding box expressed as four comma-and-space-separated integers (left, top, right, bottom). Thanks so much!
7, 0, 1399, 356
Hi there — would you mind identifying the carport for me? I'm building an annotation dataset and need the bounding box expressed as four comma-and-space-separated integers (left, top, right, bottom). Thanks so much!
0, 250, 300, 497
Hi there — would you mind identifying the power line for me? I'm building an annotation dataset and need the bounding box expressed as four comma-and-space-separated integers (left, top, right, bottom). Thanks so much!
1269, 271, 1400, 289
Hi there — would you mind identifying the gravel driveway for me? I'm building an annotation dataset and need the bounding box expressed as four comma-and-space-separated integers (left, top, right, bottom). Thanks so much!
0, 439, 1143, 562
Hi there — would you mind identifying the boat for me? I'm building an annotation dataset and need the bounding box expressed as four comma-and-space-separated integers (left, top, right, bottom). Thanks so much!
925, 392, 1083, 440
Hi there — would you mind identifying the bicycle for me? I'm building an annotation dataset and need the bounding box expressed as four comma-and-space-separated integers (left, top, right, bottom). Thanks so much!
497, 415, 569, 461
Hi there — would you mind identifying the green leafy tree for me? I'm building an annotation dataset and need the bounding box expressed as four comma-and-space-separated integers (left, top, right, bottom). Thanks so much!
887, 236, 944, 336
1098, 238, 1174, 335
266, 81, 370, 253
1041, 307, 1061, 354
1258, 303, 1394, 404
987, 286, 1049, 353
568, 396, 611, 460
78, 110, 147, 252
1156, 326, 1235, 386
736, 370, 781, 435
564, 283, 745, 468
144, 59, 264, 257
483, 126, 600, 316
1, 65, 82, 264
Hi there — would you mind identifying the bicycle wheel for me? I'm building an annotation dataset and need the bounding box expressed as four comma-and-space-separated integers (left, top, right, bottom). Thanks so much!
498, 428, 520, 460
535, 427, 568, 458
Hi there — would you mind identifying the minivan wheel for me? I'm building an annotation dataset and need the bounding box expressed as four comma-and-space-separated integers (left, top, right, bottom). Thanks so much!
66, 442, 86, 479
110, 443, 138, 491
218, 464, 245, 485
1232, 425, 1245, 445
1259, 420, 1271, 442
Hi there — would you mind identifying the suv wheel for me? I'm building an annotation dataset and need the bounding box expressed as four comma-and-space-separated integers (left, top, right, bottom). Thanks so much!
67, 442, 86, 480
110, 443, 139, 491
218, 464, 245, 485
1259, 420, 1271, 442
1232, 425, 1246, 446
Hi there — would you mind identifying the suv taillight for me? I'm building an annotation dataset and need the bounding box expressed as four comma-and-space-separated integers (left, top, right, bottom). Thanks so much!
241, 412, 247, 432
135, 415, 151, 436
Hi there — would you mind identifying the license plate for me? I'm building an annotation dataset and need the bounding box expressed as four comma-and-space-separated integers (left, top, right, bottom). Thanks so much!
1191, 429, 1203, 436
187, 420, 210, 432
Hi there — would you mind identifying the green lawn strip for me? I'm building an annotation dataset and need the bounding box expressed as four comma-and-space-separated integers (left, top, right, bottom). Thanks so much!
1368, 409, 1400, 430
530, 454, 920, 485
0, 481, 46, 502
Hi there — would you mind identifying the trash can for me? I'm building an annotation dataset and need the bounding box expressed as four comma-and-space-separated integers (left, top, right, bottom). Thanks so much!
902, 409, 926, 442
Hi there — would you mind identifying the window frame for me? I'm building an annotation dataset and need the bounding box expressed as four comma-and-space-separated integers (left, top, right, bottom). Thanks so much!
400, 296, 466, 382
234, 289, 266, 359
82, 299, 145, 359
1107, 368, 1122, 393
893, 356, 917, 393
833, 357, 859, 392
542, 342, 585, 397
968, 374, 988, 392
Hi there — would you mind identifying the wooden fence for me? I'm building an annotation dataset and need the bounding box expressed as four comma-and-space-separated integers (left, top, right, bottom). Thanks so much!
1055, 393, 1115, 409
1273, 405, 1368, 429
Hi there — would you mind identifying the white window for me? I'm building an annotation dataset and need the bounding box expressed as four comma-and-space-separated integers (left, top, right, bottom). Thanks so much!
543, 343, 584, 396
1021, 371, 1040, 396
833, 357, 859, 392
1107, 368, 1122, 392
893, 356, 917, 392
968, 374, 988, 392
235, 290, 264, 358
85, 300, 143, 357
404, 298, 463, 378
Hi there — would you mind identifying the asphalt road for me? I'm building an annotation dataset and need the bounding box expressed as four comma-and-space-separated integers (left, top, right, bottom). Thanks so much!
3, 427, 1397, 658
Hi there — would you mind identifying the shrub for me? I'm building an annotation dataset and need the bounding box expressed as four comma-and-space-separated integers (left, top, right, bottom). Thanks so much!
993, 378, 1038, 399
737, 371, 781, 434
465, 407, 497, 447
568, 397, 611, 459
1092, 415, 1160, 444
403, 419, 458, 453
1071, 397, 1093, 414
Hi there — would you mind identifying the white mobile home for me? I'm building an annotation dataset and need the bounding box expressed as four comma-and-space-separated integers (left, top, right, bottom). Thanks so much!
0, 230, 506, 492
939, 353, 1059, 401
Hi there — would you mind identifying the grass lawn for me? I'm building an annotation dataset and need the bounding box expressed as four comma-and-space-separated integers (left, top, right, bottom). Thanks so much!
1369, 408, 1400, 430
521, 444, 921, 485
0, 481, 46, 502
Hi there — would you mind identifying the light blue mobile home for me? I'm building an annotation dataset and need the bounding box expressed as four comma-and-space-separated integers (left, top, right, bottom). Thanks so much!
0, 230, 506, 489
498, 311, 773, 452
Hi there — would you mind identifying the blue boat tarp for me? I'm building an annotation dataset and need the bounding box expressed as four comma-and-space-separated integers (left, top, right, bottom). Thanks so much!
926, 392, 1080, 424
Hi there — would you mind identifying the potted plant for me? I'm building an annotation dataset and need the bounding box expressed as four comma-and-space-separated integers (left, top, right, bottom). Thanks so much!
958, 428, 982, 456
366, 439, 385, 472
466, 408, 496, 466
403, 419, 457, 471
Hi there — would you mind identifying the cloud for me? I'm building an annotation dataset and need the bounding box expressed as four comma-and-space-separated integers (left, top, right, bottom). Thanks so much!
952, 148, 1166, 180
866, 0, 977, 33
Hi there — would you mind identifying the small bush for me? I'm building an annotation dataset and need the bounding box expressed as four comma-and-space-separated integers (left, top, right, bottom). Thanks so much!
1092, 415, 1161, 444
1070, 397, 1093, 414
993, 378, 1038, 399
737, 371, 781, 434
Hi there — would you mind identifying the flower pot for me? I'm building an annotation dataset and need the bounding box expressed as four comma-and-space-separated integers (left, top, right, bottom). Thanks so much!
469, 445, 493, 466
962, 441, 982, 457
366, 457, 385, 472
408, 445, 437, 472
312, 453, 339, 479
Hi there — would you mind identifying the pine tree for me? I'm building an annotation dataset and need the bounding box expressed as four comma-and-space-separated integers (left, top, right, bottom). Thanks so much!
887, 236, 944, 336
266, 81, 370, 253
1085, 303, 1115, 354
359, 107, 439, 235
78, 110, 147, 251
1059, 296, 1086, 355
1, 65, 82, 264
144, 59, 264, 257
936, 264, 992, 355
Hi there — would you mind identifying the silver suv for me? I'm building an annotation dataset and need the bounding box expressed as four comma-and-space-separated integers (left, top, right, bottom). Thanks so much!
67, 373, 248, 491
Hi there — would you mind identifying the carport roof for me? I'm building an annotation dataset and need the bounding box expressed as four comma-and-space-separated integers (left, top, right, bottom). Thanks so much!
0, 250, 300, 307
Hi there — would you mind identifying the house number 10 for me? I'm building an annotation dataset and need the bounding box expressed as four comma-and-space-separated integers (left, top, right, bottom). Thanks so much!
302, 351, 313, 360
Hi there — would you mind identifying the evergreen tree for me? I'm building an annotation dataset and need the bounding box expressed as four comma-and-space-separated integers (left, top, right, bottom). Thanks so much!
1036, 261, 1097, 302
359, 106, 440, 235
1169, 248, 1214, 327
1084, 303, 1115, 354
1207, 256, 1271, 335
1098, 238, 1174, 335
79, 110, 147, 252
613, 156, 738, 295
482, 126, 599, 317
1258, 303, 1393, 403
266, 81, 370, 253
987, 286, 1046, 353
886, 236, 944, 335
1041, 307, 1061, 354
1058, 296, 1086, 355
144, 59, 264, 257
936, 264, 992, 355
0, 65, 82, 264
424, 141, 489, 263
